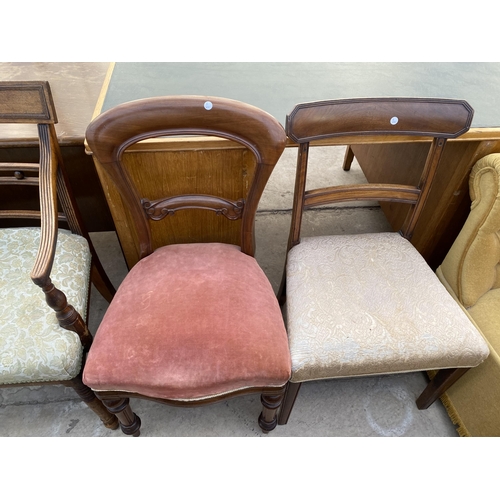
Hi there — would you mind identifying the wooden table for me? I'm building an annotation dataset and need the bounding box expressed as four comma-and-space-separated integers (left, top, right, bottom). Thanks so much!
90, 62, 500, 269
0, 62, 114, 232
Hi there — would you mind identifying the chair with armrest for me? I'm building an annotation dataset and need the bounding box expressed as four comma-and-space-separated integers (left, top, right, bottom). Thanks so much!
82, 95, 291, 436
277, 97, 490, 427
0, 81, 118, 431
436, 152, 500, 436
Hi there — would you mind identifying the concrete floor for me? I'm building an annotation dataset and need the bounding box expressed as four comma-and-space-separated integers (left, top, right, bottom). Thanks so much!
0, 146, 461, 437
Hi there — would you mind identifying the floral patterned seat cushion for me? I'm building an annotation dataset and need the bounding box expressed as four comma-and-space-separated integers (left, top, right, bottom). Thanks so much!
0, 227, 91, 384
286, 232, 490, 383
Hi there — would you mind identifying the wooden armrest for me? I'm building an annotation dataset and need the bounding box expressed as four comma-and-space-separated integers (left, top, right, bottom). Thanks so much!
28, 123, 92, 348
30, 124, 59, 287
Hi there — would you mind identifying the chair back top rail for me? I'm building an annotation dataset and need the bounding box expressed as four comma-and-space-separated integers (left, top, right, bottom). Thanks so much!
286, 97, 474, 143
0, 81, 57, 123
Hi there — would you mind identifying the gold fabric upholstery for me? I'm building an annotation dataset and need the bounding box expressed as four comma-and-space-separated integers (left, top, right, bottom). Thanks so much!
437, 153, 500, 436
440, 154, 500, 308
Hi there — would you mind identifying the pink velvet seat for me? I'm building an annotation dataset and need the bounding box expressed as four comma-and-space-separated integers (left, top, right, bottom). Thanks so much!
84, 243, 290, 400
83, 95, 290, 436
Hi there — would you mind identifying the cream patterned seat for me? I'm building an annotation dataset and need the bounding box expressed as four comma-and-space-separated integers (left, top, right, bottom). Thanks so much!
0, 81, 118, 431
278, 97, 490, 426
287, 233, 488, 382
0, 228, 90, 384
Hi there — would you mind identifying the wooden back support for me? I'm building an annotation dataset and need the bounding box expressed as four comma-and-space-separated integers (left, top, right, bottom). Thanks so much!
85, 95, 287, 259
285, 97, 474, 248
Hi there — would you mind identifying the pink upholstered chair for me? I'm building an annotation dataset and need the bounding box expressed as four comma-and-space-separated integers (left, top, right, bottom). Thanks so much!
277, 97, 490, 426
83, 95, 291, 436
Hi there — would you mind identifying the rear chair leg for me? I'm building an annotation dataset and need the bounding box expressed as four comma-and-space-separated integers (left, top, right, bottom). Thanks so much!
277, 381, 302, 425
342, 146, 355, 171
277, 272, 287, 307
416, 367, 470, 409
69, 375, 119, 430
90, 260, 116, 303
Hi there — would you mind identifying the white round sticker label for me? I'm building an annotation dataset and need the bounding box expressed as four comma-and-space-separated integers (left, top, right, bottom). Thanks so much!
204, 101, 213, 110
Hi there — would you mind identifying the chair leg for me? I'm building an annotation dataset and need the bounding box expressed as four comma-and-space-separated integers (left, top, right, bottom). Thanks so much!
342, 146, 355, 171
90, 260, 116, 303
416, 367, 470, 410
97, 396, 142, 437
277, 269, 287, 307
69, 375, 119, 430
277, 381, 302, 425
258, 387, 286, 434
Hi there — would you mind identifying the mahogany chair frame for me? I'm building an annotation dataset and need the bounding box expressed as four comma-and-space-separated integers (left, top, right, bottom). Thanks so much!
278, 97, 475, 425
0, 81, 118, 430
85, 95, 289, 436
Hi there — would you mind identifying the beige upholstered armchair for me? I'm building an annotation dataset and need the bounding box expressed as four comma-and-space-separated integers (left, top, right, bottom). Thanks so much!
437, 153, 500, 436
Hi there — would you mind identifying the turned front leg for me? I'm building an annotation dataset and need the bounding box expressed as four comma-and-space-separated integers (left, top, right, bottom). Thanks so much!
98, 397, 142, 437
258, 388, 285, 434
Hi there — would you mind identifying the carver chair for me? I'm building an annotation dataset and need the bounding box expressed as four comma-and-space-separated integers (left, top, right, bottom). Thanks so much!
277, 97, 490, 426
83, 95, 291, 436
0, 81, 118, 431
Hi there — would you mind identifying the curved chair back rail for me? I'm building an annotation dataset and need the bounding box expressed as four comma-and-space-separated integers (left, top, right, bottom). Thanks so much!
286, 97, 474, 143
86, 96, 287, 259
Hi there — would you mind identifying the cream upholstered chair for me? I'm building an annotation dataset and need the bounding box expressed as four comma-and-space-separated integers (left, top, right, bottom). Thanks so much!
0, 81, 118, 430
277, 97, 490, 426
83, 95, 291, 436
436, 153, 500, 436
